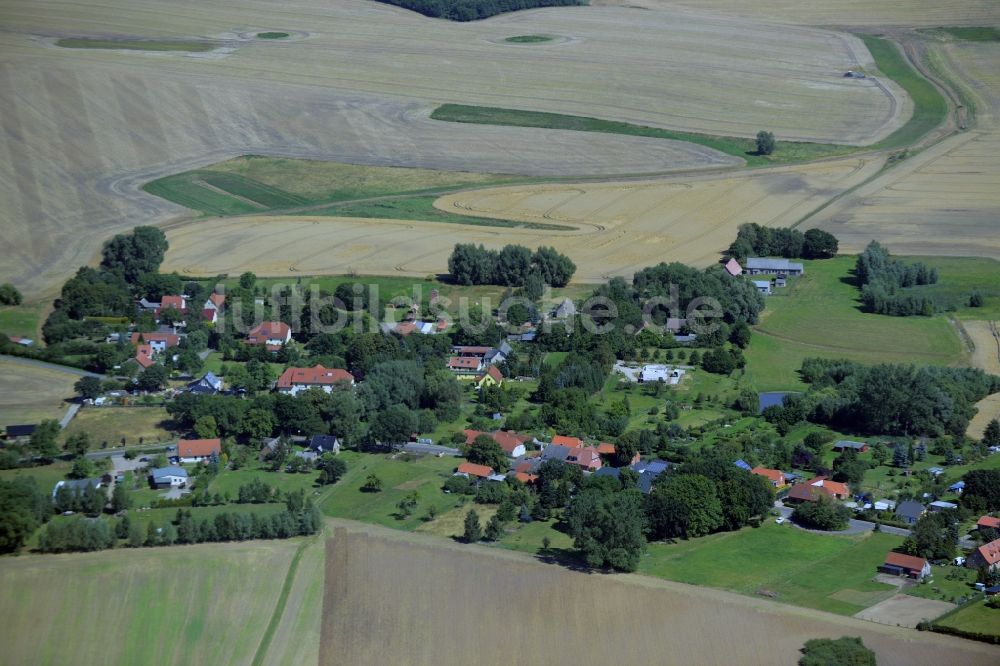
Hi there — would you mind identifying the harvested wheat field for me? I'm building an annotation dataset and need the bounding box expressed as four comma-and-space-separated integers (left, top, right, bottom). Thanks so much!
321, 521, 1000, 666
164, 157, 884, 281
0, 0, 907, 297
812, 41, 1000, 258
601, 0, 1000, 27
0, 358, 77, 426
966, 320, 1000, 438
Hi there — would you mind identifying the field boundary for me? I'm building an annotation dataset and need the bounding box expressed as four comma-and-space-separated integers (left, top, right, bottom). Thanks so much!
250, 536, 314, 666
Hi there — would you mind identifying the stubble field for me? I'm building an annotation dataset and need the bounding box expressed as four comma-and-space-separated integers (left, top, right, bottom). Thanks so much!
811, 40, 1000, 259
320, 521, 1000, 666
163, 156, 884, 280
0, 358, 77, 426
966, 320, 1000, 438
0, 0, 907, 298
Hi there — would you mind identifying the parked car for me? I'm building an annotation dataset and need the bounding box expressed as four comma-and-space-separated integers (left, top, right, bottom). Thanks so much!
775, 517, 785, 525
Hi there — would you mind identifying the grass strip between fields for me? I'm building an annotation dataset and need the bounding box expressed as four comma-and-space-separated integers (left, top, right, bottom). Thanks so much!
56, 38, 217, 52
430, 35, 950, 165
251, 537, 312, 666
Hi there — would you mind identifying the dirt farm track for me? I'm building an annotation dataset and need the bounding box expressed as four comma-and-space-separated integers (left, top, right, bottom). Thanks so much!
321, 521, 1000, 666
0, 0, 912, 298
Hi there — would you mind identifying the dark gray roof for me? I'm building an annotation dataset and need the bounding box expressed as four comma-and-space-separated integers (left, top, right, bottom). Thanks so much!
5, 424, 36, 438
835, 440, 867, 450
308, 435, 340, 452
632, 460, 670, 475
896, 500, 925, 519
594, 467, 621, 479
746, 257, 804, 272
151, 466, 188, 479
541, 445, 572, 461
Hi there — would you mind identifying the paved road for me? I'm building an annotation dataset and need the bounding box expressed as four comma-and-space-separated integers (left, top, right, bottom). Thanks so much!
59, 403, 81, 428
1, 354, 104, 378
402, 443, 460, 457
775, 504, 911, 537
85, 443, 176, 460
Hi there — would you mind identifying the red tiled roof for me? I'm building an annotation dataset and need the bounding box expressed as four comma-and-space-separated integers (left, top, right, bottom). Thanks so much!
596, 443, 616, 455
515, 462, 533, 474
485, 365, 504, 382
463, 429, 528, 455
809, 476, 849, 497
160, 295, 185, 310
395, 322, 417, 337
976, 538, 1000, 567
787, 484, 823, 502
202, 308, 217, 322
135, 344, 155, 368
515, 472, 538, 484
885, 551, 928, 572
977, 516, 1000, 530
448, 357, 480, 369
246, 321, 290, 345
177, 438, 221, 458
454, 346, 491, 355
457, 462, 493, 478
552, 435, 583, 448
566, 446, 602, 468
752, 467, 785, 485
276, 365, 354, 389
130, 332, 180, 347
208, 293, 225, 309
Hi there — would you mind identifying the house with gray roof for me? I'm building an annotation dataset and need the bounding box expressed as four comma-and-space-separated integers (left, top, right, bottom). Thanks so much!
896, 499, 926, 525
745, 258, 804, 276
52, 478, 103, 499
540, 444, 573, 462
150, 466, 188, 488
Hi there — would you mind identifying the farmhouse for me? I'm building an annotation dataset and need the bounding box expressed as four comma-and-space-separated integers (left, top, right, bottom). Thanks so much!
540, 444, 572, 463
447, 356, 483, 375
551, 298, 576, 320
175, 438, 221, 463
150, 466, 188, 488
475, 365, 504, 390
966, 538, 1000, 572
566, 446, 602, 471
551, 435, 583, 449
880, 552, 931, 580
276, 365, 354, 395
134, 343, 156, 369
751, 467, 786, 488
833, 440, 869, 453
455, 462, 493, 479
895, 500, 926, 525
724, 258, 742, 276
156, 295, 187, 324
745, 258, 804, 276
246, 321, 291, 351
752, 279, 772, 295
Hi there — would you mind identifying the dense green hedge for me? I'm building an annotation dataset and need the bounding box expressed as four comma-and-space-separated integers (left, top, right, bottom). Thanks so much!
374, 0, 586, 21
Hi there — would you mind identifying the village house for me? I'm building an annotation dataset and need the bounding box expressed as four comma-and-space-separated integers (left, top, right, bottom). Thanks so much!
201, 292, 225, 324
175, 438, 221, 463
463, 430, 530, 458
52, 478, 103, 499
833, 440, 869, 453
130, 331, 180, 354
880, 552, 931, 580
308, 435, 341, 455
551, 298, 576, 320
966, 538, 1000, 572
895, 499, 926, 525
724, 258, 742, 276
475, 365, 504, 390
156, 295, 188, 326
751, 467, 787, 488
752, 279, 772, 295
150, 466, 188, 489
447, 355, 483, 376
786, 476, 849, 503
566, 446, 602, 471
977, 515, 1000, 532
276, 365, 355, 395
4, 424, 36, 441
745, 257, 805, 276
551, 435, 583, 449
455, 462, 494, 480
187, 372, 223, 395
246, 321, 291, 351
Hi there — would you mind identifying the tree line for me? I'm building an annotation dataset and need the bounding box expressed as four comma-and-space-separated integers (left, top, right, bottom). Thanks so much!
762, 358, 1000, 437
726, 223, 839, 262
856, 241, 938, 316
448, 243, 575, 288
373, 0, 585, 22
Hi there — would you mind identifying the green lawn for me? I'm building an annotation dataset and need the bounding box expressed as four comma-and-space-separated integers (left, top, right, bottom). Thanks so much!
0, 461, 73, 495
861, 35, 949, 150
921, 27, 1000, 42
638, 523, 904, 616
207, 463, 320, 498
934, 599, 1000, 638
430, 104, 854, 168
129, 502, 289, 531
745, 257, 965, 391
56, 38, 216, 52
319, 451, 467, 530
907, 565, 978, 604
0, 302, 44, 340
901, 256, 1000, 319
304, 195, 567, 230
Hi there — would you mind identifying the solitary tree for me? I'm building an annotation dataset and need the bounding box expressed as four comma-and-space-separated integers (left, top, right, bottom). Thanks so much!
361, 473, 383, 493
756, 130, 776, 156
463, 509, 482, 543
64, 432, 91, 458
74, 376, 103, 401
799, 637, 876, 666
0, 282, 22, 305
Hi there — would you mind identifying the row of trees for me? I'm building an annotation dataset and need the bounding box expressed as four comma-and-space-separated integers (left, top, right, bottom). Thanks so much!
373, 0, 585, 22
448, 243, 576, 288
727, 223, 839, 261
856, 241, 939, 316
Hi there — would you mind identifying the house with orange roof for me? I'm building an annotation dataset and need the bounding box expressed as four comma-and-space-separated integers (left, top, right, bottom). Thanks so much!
786, 476, 849, 503
514, 472, 539, 485
566, 446, 602, 471
880, 551, 931, 580
967, 537, 1000, 572
463, 430, 529, 458
455, 462, 493, 479
977, 515, 1000, 531
475, 365, 504, 390
276, 365, 354, 396
751, 467, 787, 488
447, 356, 483, 376
134, 343, 156, 369
246, 321, 291, 351
551, 435, 583, 448
175, 438, 221, 463
130, 331, 180, 353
